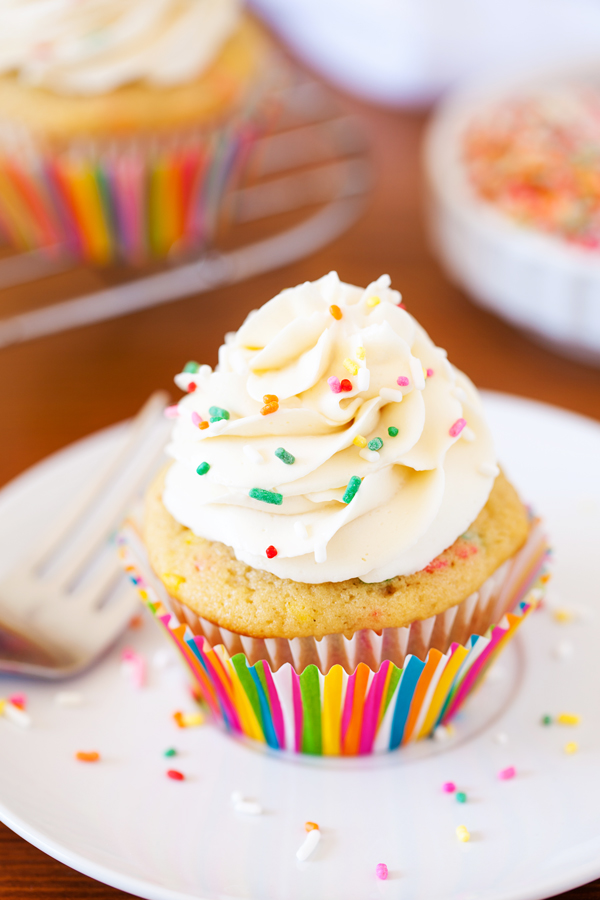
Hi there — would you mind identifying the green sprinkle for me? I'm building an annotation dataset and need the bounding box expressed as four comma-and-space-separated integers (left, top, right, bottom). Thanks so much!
249, 487, 283, 505
342, 475, 361, 504
183, 361, 200, 373
388, 426, 399, 437
456, 791, 467, 804
368, 437, 383, 451
210, 416, 225, 423
275, 447, 295, 465
542, 714, 552, 726
209, 406, 229, 420
196, 462, 210, 476
164, 748, 177, 757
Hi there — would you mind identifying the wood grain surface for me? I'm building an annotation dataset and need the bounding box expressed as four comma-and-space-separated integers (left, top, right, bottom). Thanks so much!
1, 88, 599, 900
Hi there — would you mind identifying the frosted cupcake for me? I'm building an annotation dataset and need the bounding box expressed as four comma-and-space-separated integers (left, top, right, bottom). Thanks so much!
0, 0, 281, 264
121, 272, 549, 755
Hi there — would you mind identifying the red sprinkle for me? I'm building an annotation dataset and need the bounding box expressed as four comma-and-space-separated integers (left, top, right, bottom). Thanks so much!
340, 379, 353, 392
167, 769, 185, 781
187, 382, 197, 393
399, 303, 407, 310
396, 376, 409, 387
266, 545, 278, 559
449, 418, 467, 438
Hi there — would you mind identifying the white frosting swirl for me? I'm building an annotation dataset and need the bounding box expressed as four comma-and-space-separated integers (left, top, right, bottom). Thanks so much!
163, 273, 498, 584
0, 0, 241, 95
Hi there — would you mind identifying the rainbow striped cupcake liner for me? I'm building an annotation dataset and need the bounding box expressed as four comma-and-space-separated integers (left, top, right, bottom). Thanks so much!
118, 520, 549, 756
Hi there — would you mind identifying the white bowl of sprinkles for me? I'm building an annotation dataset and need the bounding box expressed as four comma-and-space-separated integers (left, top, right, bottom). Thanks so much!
425, 63, 600, 365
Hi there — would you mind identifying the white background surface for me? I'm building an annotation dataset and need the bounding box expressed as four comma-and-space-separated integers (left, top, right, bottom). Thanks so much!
0, 392, 599, 900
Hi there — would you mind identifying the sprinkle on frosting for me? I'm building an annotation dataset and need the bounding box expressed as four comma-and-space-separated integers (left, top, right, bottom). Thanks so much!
388, 426, 398, 437
342, 476, 361, 504
329, 304, 342, 320
366, 295, 380, 307
184, 361, 200, 373
196, 462, 210, 476
353, 435, 367, 448
209, 406, 229, 421
344, 358, 359, 375
356, 347, 366, 360
397, 376, 409, 387
275, 447, 295, 465
266, 545, 278, 558
367, 437, 383, 451
449, 418, 467, 438
340, 379, 353, 392
328, 376, 342, 394
191, 411, 203, 427
260, 400, 279, 415
249, 488, 283, 505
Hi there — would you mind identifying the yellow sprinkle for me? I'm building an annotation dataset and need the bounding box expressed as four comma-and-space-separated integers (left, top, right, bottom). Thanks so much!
343, 358, 359, 375
356, 346, 366, 360
353, 435, 367, 448
0, 699, 6, 716
557, 713, 580, 726
564, 741, 579, 755
366, 295, 380, 308
138, 589, 148, 601
553, 609, 574, 623
181, 712, 204, 728
456, 826, 470, 842
162, 573, 185, 593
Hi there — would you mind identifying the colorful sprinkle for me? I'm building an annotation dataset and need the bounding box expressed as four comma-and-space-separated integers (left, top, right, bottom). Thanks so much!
397, 376, 409, 387
443, 781, 456, 793
249, 488, 283, 505
498, 766, 516, 780
564, 742, 579, 754
456, 826, 470, 843
353, 435, 367, 448
329, 304, 342, 320
305, 821, 319, 832
199, 421, 209, 430
344, 358, 359, 375
328, 376, 342, 393
366, 295, 380, 307
173, 711, 204, 728
340, 379, 353, 392
164, 405, 179, 418
263, 394, 278, 403
76, 751, 100, 763
456, 792, 467, 804
542, 715, 553, 725
342, 476, 361, 504
426, 368, 434, 377
388, 426, 399, 437
191, 411, 203, 427
356, 347, 366, 360
183, 361, 200, 373
187, 382, 197, 393
167, 769, 185, 780
209, 406, 229, 422
9, 694, 26, 710
376, 863, 388, 881
260, 401, 279, 415
296, 827, 321, 861
449, 418, 467, 438
367, 437, 383, 451
557, 713, 580, 725
266, 545, 278, 559
196, 462, 210, 476
164, 748, 177, 757
275, 447, 295, 465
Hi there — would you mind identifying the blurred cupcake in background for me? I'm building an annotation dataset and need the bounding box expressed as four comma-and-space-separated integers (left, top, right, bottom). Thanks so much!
0, 0, 283, 265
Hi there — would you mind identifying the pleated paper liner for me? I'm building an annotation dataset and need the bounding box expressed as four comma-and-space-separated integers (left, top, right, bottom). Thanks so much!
118, 519, 549, 755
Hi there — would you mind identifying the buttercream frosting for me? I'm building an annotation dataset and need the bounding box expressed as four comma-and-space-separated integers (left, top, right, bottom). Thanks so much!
0, 0, 241, 95
163, 273, 498, 584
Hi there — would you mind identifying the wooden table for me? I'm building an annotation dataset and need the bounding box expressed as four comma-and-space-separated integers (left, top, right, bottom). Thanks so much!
1, 92, 599, 900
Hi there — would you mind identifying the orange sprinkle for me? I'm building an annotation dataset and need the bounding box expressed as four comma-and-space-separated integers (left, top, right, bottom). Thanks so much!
305, 821, 319, 832
260, 401, 279, 416
263, 394, 278, 403
128, 614, 143, 629
76, 751, 100, 763
199, 421, 209, 430
173, 711, 185, 728
329, 304, 342, 320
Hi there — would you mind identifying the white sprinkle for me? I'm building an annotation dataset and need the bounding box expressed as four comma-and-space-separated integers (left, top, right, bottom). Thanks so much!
314, 543, 327, 563
433, 725, 450, 742
3, 703, 31, 728
409, 357, 426, 390
296, 828, 321, 861
479, 463, 500, 478
294, 520, 309, 540
452, 386, 467, 402
54, 691, 83, 707
210, 419, 228, 434
359, 448, 380, 463
356, 367, 370, 391
243, 445, 264, 464
554, 640, 574, 661
494, 732, 509, 745
379, 387, 404, 403
231, 792, 262, 815
461, 427, 476, 442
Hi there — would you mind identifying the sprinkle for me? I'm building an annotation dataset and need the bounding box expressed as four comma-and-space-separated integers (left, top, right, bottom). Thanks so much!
191, 411, 203, 427
479, 463, 500, 477
275, 447, 295, 465
456, 792, 467, 804
180, 712, 203, 727
76, 751, 100, 762
344, 358, 359, 375
294, 520, 309, 540
164, 405, 179, 418
366, 295, 380, 307
553, 608, 574, 623
328, 376, 342, 393
9, 694, 26, 710
356, 347, 365, 360
260, 401, 279, 415
199, 421, 209, 430
564, 742, 579, 755
353, 435, 367, 448
340, 379, 353, 392
54, 691, 83, 707
173, 711, 185, 728
357, 368, 370, 391
263, 394, 278, 403
129, 614, 143, 628
498, 766, 516, 780
542, 715, 553, 725
209, 406, 229, 420
296, 827, 321, 861
388, 426, 399, 437
443, 781, 456, 793
3, 703, 31, 728
456, 826, 470, 843
187, 382, 197, 393
249, 488, 283, 505
167, 769, 185, 780
231, 792, 263, 815
359, 448, 380, 462
243, 445, 264, 464
557, 713, 580, 726
376, 863, 388, 881
449, 418, 467, 438
305, 821, 319, 832
266, 545, 278, 559
396, 376, 410, 387
196, 462, 210, 476
554, 640, 574, 660
164, 748, 177, 757
329, 304, 342, 320
121, 648, 146, 688
342, 476, 361, 504
495, 732, 509, 744
399, 303, 407, 310
314, 543, 327, 563
433, 725, 451, 742
183, 361, 200, 373
409, 357, 426, 390
379, 387, 404, 402
368, 437, 383, 451
426, 368, 434, 377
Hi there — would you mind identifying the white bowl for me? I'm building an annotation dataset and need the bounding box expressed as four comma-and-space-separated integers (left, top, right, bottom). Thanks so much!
424, 65, 600, 365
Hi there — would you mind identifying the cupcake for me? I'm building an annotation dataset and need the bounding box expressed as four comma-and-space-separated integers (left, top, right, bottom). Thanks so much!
0, 0, 282, 264
120, 272, 549, 755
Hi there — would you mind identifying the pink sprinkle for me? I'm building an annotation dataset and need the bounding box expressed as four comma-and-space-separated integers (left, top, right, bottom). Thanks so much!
498, 766, 516, 781
191, 411, 203, 427
164, 405, 179, 418
328, 376, 342, 393
121, 648, 146, 688
442, 781, 456, 793
397, 376, 409, 387
376, 863, 388, 881
9, 693, 26, 710
426, 368, 434, 377
449, 418, 467, 438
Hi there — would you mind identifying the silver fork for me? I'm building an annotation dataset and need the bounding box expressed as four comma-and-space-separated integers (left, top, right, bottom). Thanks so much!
0, 391, 170, 678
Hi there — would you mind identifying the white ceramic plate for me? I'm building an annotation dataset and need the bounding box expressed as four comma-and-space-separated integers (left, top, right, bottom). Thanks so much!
0, 392, 599, 900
